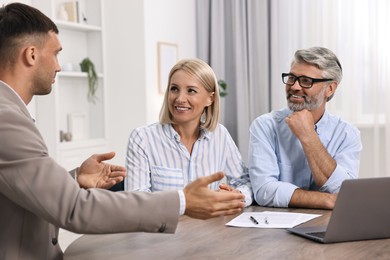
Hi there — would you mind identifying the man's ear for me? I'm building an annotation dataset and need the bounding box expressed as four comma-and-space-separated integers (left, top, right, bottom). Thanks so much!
326, 82, 338, 99
24, 46, 37, 66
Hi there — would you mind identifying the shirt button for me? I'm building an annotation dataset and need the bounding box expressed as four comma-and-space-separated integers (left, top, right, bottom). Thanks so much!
52, 238, 58, 245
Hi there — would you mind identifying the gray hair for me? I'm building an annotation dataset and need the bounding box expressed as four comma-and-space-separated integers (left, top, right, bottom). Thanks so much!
292, 47, 343, 101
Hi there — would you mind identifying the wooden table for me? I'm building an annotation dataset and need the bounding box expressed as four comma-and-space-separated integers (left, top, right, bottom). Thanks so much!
64, 206, 390, 259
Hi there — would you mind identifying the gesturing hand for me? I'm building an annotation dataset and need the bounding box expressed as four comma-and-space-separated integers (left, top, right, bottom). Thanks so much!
184, 172, 245, 220
77, 152, 126, 189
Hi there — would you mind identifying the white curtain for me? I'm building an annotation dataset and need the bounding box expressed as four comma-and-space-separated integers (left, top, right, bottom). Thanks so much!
196, 0, 270, 161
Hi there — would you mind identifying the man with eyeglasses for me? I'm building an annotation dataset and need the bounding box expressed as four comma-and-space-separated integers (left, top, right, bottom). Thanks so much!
248, 47, 362, 209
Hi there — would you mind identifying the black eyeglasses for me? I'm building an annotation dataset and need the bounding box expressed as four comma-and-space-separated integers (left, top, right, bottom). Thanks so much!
282, 73, 333, 89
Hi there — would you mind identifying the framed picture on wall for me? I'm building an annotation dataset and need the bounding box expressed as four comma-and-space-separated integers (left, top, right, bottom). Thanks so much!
157, 42, 178, 94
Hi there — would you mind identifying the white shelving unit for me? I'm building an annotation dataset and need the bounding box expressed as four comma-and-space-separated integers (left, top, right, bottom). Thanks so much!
33, 0, 107, 170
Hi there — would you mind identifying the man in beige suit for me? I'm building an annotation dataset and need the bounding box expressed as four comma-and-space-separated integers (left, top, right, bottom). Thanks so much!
0, 3, 245, 259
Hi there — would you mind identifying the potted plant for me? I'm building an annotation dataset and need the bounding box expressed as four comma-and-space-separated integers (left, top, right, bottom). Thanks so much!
80, 57, 98, 103
218, 79, 228, 97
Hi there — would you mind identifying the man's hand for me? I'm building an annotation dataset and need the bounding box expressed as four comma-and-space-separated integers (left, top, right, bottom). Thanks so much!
77, 152, 126, 189
286, 109, 337, 187
285, 109, 316, 142
184, 172, 245, 219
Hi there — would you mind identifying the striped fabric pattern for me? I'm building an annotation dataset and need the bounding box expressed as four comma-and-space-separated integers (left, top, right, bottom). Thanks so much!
125, 123, 252, 205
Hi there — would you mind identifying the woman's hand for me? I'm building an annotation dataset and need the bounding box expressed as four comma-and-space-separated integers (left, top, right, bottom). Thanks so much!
218, 183, 242, 193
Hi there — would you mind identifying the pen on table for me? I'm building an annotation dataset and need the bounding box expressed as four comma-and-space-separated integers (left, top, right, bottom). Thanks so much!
264, 216, 269, 224
250, 216, 259, 225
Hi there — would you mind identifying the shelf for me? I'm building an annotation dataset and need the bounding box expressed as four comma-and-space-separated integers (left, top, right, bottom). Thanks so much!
57, 71, 104, 78
35, 0, 107, 170
55, 20, 102, 32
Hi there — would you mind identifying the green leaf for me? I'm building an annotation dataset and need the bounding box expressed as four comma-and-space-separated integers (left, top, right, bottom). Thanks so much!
80, 57, 98, 103
218, 79, 228, 97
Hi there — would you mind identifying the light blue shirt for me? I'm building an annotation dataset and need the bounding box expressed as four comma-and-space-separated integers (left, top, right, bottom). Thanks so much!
248, 108, 362, 208
125, 123, 253, 206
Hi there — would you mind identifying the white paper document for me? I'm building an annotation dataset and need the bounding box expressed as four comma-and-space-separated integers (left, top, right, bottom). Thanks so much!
226, 211, 321, 229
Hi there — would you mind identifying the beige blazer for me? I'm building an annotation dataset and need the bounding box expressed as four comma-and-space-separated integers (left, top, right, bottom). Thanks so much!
0, 82, 180, 259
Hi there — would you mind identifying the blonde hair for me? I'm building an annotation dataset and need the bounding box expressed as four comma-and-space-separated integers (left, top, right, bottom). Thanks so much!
159, 58, 220, 131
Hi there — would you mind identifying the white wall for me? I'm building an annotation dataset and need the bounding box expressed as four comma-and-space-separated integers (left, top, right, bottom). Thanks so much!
144, 0, 197, 123
104, 1, 147, 165
0, 0, 31, 4
104, 0, 196, 165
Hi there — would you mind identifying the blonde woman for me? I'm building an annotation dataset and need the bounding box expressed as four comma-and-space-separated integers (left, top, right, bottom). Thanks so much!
125, 58, 252, 206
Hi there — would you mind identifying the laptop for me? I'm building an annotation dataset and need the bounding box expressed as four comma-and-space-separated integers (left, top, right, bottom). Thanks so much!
287, 177, 390, 243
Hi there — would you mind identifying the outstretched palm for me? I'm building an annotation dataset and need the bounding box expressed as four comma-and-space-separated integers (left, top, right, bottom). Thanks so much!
77, 152, 126, 189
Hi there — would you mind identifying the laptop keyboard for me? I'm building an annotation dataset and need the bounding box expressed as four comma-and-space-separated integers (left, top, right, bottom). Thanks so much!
308, 231, 326, 239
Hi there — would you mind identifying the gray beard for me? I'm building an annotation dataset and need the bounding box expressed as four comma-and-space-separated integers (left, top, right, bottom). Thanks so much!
287, 86, 326, 111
